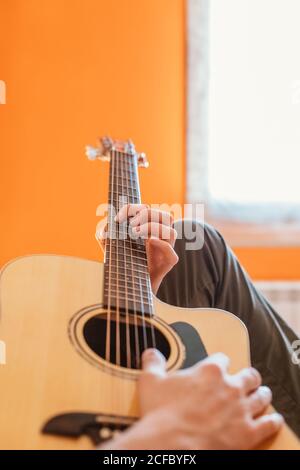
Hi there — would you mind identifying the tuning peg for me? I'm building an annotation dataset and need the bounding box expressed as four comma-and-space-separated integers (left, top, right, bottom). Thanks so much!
137, 152, 149, 168
85, 145, 111, 162
85, 145, 101, 161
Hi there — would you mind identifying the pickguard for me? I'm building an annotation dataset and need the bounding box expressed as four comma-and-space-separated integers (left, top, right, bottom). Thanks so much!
170, 321, 208, 368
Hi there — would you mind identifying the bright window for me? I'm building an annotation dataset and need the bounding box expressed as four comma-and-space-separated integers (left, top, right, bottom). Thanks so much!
187, 0, 300, 225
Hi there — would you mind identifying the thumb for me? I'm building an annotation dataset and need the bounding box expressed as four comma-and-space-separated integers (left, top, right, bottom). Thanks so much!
95, 217, 108, 251
141, 349, 166, 377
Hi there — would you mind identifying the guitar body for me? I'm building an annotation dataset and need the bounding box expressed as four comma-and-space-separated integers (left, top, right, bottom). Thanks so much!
0, 254, 299, 449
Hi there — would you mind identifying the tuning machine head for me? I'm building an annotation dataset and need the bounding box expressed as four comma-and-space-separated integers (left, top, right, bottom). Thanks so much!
85, 136, 113, 162
85, 136, 149, 167
137, 152, 149, 168
85, 145, 101, 161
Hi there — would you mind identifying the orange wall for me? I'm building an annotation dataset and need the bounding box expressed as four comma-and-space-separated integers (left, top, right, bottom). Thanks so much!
0, 0, 185, 266
234, 247, 300, 281
1, 0, 299, 280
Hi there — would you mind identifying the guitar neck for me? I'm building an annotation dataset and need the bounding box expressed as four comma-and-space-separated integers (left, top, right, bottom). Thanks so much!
103, 149, 153, 316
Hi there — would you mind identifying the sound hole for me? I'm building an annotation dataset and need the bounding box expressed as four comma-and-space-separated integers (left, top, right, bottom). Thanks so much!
83, 313, 171, 370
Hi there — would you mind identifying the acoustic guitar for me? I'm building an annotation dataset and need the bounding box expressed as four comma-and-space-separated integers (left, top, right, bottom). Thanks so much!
0, 137, 299, 449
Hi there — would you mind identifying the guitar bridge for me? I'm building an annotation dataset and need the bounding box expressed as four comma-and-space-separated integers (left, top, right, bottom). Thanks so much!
42, 412, 137, 446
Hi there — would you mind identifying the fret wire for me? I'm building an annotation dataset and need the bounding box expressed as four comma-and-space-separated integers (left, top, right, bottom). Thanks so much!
106, 246, 147, 260
109, 185, 138, 193
102, 303, 153, 316
104, 265, 149, 277
105, 253, 148, 265
106, 257, 148, 267
106, 244, 147, 255
104, 292, 153, 306
107, 234, 146, 244
105, 251, 149, 272
109, 181, 138, 189
107, 252, 147, 258
109, 174, 138, 182
109, 190, 137, 195
104, 270, 150, 283
111, 166, 136, 176
107, 200, 139, 208
103, 290, 152, 303
116, 162, 135, 171
104, 299, 153, 310
106, 244, 146, 256
108, 189, 138, 195
115, 176, 137, 183
109, 173, 137, 181
108, 182, 135, 188
108, 164, 136, 172
105, 271, 151, 284
105, 278, 150, 289
108, 198, 140, 203
108, 165, 136, 172
104, 281, 151, 293
108, 198, 139, 206
108, 198, 140, 205
106, 230, 146, 242
106, 230, 143, 239
105, 264, 150, 275
105, 242, 147, 254
104, 284, 150, 295
109, 178, 136, 187
108, 184, 138, 190
119, 150, 131, 369
123, 149, 141, 367
108, 196, 140, 201
106, 262, 148, 273
107, 238, 146, 247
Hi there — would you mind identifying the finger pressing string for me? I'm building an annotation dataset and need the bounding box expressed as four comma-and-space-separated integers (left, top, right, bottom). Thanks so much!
132, 222, 177, 242
129, 208, 173, 228
115, 204, 149, 223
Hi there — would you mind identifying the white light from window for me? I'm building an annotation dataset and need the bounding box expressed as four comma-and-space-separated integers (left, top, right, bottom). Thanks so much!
208, 0, 300, 206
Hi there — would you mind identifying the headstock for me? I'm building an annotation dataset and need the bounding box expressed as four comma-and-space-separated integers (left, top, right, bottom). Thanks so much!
85, 136, 149, 168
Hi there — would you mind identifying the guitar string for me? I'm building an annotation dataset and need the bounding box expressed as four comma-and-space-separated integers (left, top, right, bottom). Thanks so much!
128, 150, 156, 357
119, 150, 131, 369
115, 149, 120, 367
105, 148, 115, 363
126, 151, 141, 369
132, 155, 156, 351
129, 152, 148, 354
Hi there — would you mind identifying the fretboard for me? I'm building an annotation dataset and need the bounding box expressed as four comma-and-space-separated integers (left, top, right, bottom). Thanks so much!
103, 149, 153, 316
